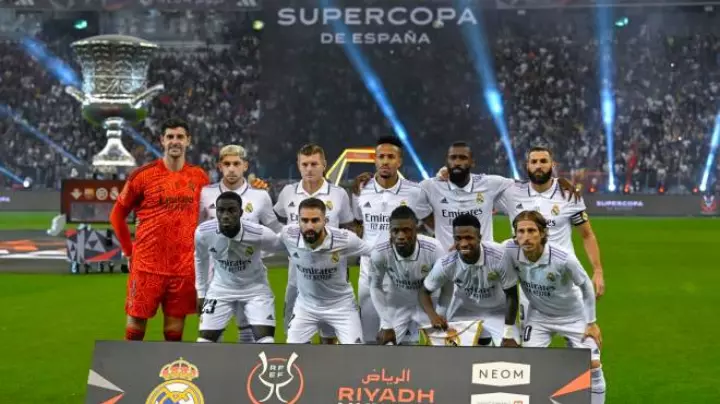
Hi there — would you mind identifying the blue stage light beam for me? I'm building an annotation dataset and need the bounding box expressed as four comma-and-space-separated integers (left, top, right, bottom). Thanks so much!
456, 0, 520, 179
19, 37, 81, 88
125, 127, 162, 158
596, 4, 617, 192
0, 163, 24, 184
699, 113, 720, 192
320, 0, 430, 179
0, 104, 85, 166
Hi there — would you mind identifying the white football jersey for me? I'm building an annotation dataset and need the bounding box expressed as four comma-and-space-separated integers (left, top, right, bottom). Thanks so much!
199, 181, 282, 232
421, 174, 515, 249
352, 178, 432, 247
503, 179, 588, 253
194, 219, 282, 300
273, 180, 354, 227
280, 224, 372, 309
369, 235, 444, 323
423, 241, 515, 321
502, 240, 592, 323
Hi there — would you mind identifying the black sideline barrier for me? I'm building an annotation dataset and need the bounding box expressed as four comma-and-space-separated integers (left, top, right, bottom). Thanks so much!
86, 341, 591, 404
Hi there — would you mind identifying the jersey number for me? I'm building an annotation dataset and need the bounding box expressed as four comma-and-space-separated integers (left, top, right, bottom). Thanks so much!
202, 299, 218, 315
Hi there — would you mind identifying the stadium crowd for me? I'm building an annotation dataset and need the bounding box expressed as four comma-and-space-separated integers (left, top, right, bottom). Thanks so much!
0, 7, 718, 195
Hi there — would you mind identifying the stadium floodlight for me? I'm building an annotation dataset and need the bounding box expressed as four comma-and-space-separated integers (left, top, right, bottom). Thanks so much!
608, 183, 616, 192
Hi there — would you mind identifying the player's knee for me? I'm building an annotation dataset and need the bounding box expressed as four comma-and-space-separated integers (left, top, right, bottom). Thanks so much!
256, 336, 275, 343
199, 330, 223, 342
126, 316, 147, 330
591, 359, 602, 369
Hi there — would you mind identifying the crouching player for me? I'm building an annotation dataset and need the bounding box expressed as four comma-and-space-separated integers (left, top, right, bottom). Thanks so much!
419, 214, 520, 347
369, 206, 444, 345
504, 210, 606, 403
194, 192, 282, 343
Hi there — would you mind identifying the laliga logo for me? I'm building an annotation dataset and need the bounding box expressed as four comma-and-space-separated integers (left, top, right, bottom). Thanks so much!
246, 351, 304, 404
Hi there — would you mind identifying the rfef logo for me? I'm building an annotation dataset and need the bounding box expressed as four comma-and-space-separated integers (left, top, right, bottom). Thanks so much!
246, 351, 304, 404
470, 392, 530, 404
471, 362, 530, 387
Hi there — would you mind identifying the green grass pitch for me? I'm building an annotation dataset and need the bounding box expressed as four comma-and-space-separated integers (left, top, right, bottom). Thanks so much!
1, 212, 719, 403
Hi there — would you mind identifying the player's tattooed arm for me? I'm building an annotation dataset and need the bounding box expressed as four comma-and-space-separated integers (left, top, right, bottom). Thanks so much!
556, 177, 582, 203
352, 172, 373, 195
575, 220, 605, 299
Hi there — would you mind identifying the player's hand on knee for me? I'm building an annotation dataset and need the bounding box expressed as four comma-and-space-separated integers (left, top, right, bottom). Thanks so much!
556, 177, 581, 202
583, 322, 602, 349
376, 329, 397, 345
353, 172, 373, 195
430, 315, 448, 330
436, 166, 449, 181
501, 338, 520, 348
196, 297, 205, 314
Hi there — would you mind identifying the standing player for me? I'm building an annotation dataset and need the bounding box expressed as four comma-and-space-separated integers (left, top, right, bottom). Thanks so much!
420, 214, 519, 347
369, 206, 444, 345
198, 144, 281, 343
503, 146, 605, 297
280, 198, 372, 344
426, 141, 578, 250
352, 136, 433, 343
110, 118, 210, 342
273, 143, 355, 344
194, 192, 281, 343
503, 211, 605, 403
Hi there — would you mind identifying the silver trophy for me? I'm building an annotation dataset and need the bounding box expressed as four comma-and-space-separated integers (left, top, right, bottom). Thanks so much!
66, 35, 164, 168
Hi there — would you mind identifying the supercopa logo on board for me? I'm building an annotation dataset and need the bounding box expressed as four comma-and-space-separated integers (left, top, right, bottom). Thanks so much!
276, 6, 478, 45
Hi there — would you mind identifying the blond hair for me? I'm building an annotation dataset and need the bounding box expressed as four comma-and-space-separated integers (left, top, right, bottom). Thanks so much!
219, 144, 247, 161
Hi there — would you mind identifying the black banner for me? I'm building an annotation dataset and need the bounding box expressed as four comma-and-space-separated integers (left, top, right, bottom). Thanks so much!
584, 194, 720, 217
86, 341, 591, 404
495, 0, 720, 9
0, 0, 261, 11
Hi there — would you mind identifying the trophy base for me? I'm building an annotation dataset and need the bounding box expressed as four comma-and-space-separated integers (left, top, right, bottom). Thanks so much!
92, 137, 137, 168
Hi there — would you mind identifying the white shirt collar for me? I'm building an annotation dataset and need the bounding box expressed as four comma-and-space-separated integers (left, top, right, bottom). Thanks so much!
219, 179, 249, 195
296, 179, 330, 196
527, 178, 558, 198
448, 177, 474, 193
518, 243, 551, 265
372, 177, 402, 194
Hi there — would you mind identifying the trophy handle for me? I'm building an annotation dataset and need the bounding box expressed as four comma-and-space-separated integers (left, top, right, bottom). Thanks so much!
65, 86, 86, 103
131, 83, 165, 107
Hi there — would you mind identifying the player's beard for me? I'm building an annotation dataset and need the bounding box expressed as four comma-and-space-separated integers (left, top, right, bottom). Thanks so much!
449, 166, 470, 186
393, 240, 415, 257
302, 229, 322, 245
458, 245, 480, 264
528, 167, 552, 185
219, 223, 241, 239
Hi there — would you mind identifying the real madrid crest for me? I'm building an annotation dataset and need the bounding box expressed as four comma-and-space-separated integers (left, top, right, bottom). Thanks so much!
551, 204, 560, 216
399, 200, 407, 206
546, 272, 557, 282
146, 357, 205, 404
487, 271, 499, 281
421, 265, 430, 276
245, 246, 255, 256
331, 251, 340, 263
476, 192, 484, 204
325, 200, 334, 211
245, 202, 254, 213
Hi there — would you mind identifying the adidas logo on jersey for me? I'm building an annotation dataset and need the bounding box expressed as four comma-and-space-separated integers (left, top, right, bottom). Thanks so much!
363, 202, 371, 208
288, 201, 295, 207
209, 203, 216, 209
209, 247, 217, 253
440, 197, 449, 204
292, 252, 300, 258
266, 314, 274, 320
515, 203, 523, 209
